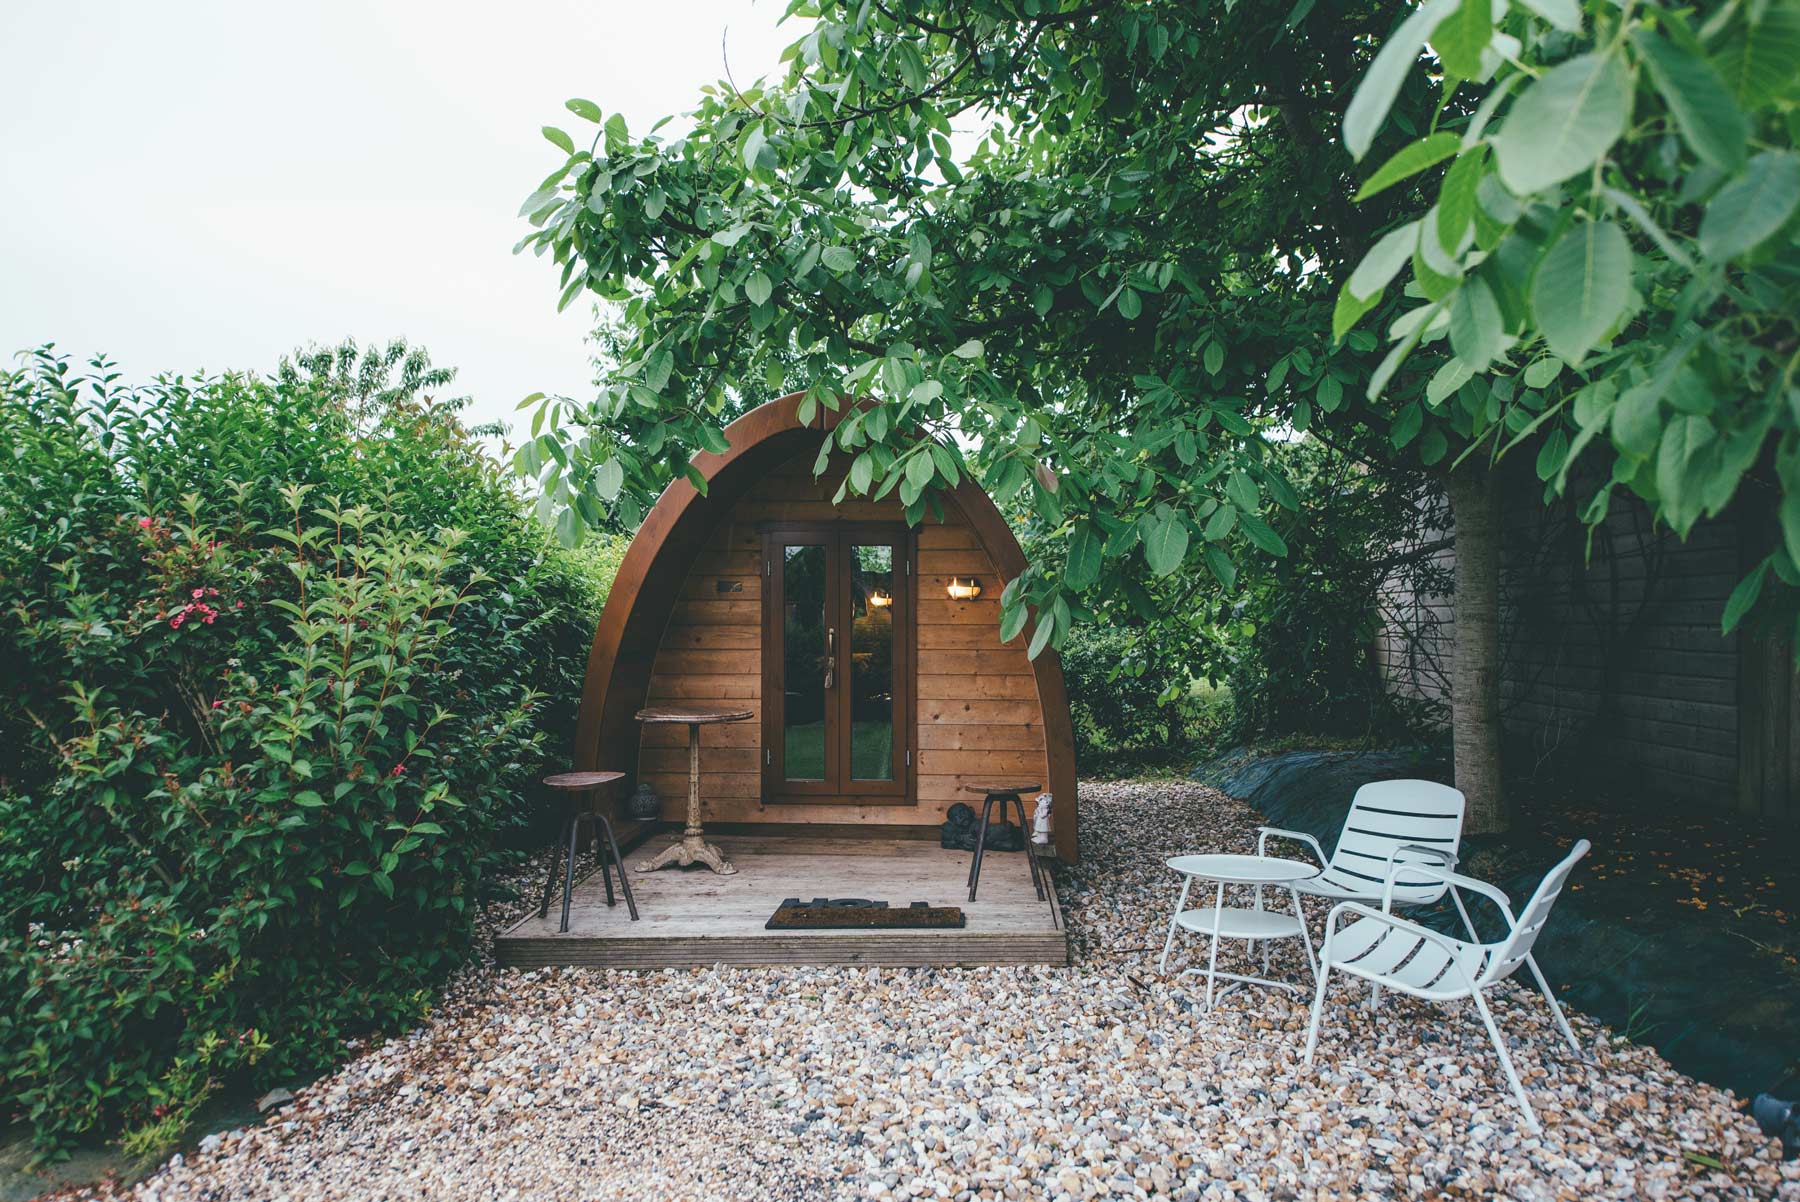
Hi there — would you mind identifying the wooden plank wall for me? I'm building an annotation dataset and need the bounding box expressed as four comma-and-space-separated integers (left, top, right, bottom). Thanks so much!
1374, 471, 1758, 810
638, 448, 1050, 829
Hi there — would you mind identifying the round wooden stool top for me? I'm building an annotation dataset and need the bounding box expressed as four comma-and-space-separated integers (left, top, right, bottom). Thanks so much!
543, 770, 626, 793
960, 782, 1042, 796
634, 706, 755, 725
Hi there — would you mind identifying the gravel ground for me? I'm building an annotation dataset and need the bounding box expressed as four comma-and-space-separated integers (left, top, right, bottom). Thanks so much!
89, 781, 1800, 1201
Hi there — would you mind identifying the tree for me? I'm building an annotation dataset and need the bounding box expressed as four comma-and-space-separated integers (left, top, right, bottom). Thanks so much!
513, 1, 1413, 657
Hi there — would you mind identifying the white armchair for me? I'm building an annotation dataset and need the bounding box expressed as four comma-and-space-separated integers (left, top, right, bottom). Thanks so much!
1302, 840, 1591, 1133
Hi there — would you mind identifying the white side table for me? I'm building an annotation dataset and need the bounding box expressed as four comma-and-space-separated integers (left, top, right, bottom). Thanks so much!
1160, 853, 1321, 1009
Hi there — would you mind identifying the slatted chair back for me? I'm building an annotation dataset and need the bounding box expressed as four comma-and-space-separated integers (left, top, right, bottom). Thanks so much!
1480, 839, 1590, 986
1320, 779, 1466, 905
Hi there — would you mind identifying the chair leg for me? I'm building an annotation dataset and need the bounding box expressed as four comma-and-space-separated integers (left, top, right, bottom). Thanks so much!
558, 811, 580, 934
1303, 963, 1333, 1065
539, 812, 564, 921
1368, 983, 1382, 1013
599, 816, 639, 921
1526, 954, 1583, 1058
592, 816, 617, 909
1471, 987, 1541, 1134
967, 795, 997, 901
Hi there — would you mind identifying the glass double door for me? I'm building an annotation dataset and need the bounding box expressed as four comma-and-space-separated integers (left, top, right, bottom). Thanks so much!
763, 525, 912, 803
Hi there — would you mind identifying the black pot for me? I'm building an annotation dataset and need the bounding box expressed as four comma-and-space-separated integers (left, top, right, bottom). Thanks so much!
626, 781, 661, 822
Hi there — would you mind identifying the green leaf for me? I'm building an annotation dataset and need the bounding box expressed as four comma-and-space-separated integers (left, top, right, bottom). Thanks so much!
1431, 0, 1492, 82
849, 453, 873, 494
294, 790, 325, 808
1514, 0, 1580, 32
1722, 559, 1770, 633
1347, 221, 1419, 301
1493, 52, 1632, 195
594, 457, 624, 501
1448, 277, 1508, 372
1204, 545, 1237, 591
554, 505, 583, 548
1655, 415, 1715, 534
1027, 612, 1055, 659
1530, 221, 1631, 365
1117, 287, 1143, 319
1436, 148, 1487, 253
1354, 133, 1462, 201
1710, 1, 1800, 109
1523, 356, 1562, 389
1204, 504, 1237, 541
1344, 0, 1459, 160
1065, 521, 1103, 590
566, 98, 602, 123
952, 339, 985, 359
1785, 495, 1800, 570
542, 126, 575, 154
1699, 151, 1800, 260
1139, 508, 1189, 576
905, 452, 935, 492
745, 271, 773, 306
1204, 341, 1225, 375
999, 603, 1029, 644
1632, 32, 1747, 174
822, 246, 856, 273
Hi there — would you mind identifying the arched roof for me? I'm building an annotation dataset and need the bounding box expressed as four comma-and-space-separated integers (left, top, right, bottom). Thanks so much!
573, 391, 1079, 861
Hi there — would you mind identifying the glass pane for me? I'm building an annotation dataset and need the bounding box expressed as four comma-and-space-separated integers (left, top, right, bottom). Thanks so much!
782, 544, 827, 780
849, 544, 895, 780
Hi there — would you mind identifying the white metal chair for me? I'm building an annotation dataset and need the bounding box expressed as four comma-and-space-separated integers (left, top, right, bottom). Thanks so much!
1258, 779, 1467, 908
1302, 839, 1591, 1133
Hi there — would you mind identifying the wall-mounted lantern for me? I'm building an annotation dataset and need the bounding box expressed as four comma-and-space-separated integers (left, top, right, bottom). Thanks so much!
868, 587, 893, 609
946, 576, 983, 601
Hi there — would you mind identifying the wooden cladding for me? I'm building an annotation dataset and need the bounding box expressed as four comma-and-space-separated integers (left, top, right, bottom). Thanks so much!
636, 449, 1049, 828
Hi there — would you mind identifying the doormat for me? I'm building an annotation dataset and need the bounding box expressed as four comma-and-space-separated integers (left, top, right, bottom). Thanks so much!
765, 897, 966, 930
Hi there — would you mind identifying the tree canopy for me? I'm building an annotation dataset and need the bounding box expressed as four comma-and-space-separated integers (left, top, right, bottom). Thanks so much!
514, 0, 1800, 654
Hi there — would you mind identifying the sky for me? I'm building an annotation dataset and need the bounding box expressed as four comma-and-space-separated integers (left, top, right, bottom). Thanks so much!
0, 0, 799, 435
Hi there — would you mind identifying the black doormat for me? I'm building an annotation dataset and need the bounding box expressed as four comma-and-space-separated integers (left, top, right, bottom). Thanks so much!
765, 897, 966, 930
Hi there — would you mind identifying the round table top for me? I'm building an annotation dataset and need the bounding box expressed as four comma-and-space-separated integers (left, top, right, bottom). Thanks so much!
1166, 853, 1320, 884
542, 770, 626, 791
635, 705, 755, 725
959, 782, 1042, 796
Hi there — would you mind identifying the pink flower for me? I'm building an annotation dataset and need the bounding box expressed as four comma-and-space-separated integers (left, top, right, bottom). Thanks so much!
390, 764, 405, 777
137, 517, 153, 529
212, 700, 223, 710
192, 588, 205, 599
170, 615, 184, 629
234, 600, 243, 609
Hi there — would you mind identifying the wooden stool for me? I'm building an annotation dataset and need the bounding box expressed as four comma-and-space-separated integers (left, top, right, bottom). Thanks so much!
963, 782, 1048, 906
539, 771, 637, 932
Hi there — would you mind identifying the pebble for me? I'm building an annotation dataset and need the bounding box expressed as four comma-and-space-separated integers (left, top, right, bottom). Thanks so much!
77, 781, 1800, 1202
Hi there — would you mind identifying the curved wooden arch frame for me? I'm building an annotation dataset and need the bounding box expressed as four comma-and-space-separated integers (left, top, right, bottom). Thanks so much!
573, 391, 1080, 862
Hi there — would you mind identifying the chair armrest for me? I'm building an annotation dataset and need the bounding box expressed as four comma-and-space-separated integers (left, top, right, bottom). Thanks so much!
1388, 843, 1458, 871
1256, 826, 1328, 872
1378, 857, 1514, 918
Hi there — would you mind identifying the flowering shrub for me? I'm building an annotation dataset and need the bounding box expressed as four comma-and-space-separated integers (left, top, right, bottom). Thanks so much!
0, 346, 601, 1158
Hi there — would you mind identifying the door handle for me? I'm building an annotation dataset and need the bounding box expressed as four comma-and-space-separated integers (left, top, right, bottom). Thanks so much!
824, 626, 835, 689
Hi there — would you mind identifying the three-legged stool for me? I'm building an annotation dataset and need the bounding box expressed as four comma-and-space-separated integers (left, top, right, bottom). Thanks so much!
963, 781, 1048, 909
539, 770, 638, 932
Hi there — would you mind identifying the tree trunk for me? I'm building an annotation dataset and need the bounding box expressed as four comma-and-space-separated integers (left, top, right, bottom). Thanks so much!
1445, 462, 1508, 833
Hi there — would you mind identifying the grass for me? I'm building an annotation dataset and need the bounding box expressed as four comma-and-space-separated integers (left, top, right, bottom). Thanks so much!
783, 721, 894, 781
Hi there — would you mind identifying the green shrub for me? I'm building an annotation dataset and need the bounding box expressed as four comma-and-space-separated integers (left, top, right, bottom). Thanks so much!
0, 345, 602, 1157
1058, 625, 1226, 770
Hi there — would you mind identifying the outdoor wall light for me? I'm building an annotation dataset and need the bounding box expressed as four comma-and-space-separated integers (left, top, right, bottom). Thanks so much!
868, 587, 893, 609
946, 577, 982, 600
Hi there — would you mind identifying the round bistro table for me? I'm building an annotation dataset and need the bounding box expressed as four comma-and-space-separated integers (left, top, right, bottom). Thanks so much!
1159, 853, 1321, 1009
633, 705, 754, 875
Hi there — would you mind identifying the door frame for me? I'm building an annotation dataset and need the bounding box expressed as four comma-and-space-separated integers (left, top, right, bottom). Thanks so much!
760, 522, 916, 806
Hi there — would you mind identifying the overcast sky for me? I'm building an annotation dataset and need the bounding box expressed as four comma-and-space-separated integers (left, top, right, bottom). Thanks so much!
0, 0, 798, 434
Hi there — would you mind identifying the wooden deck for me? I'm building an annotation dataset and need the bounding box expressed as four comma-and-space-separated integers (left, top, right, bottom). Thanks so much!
495, 834, 1067, 969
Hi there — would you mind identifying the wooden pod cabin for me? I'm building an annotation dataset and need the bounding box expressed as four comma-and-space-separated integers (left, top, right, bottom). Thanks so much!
576, 392, 1078, 859
496, 393, 1075, 968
